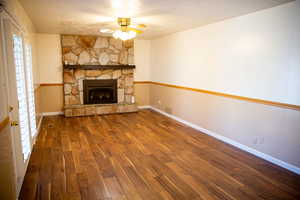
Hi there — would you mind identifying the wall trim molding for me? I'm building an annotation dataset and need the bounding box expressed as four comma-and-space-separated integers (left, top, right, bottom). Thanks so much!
40, 83, 63, 86
134, 81, 152, 84
38, 81, 300, 110
149, 81, 299, 111
42, 112, 64, 116
0, 116, 10, 132
34, 86, 40, 92
148, 106, 300, 175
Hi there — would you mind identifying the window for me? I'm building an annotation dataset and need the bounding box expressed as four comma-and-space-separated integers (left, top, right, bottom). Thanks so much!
13, 34, 31, 161
25, 44, 37, 138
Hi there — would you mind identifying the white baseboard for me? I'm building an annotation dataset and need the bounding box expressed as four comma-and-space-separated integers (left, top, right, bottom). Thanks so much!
31, 114, 44, 145
138, 105, 151, 109
36, 114, 43, 137
42, 111, 64, 116
148, 106, 300, 175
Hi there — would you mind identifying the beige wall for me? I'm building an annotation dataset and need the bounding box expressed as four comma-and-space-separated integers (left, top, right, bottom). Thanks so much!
36, 34, 62, 84
134, 40, 151, 81
40, 85, 64, 113
147, 1, 300, 170
149, 84, 300, 168
151, 1, 300, 106
134, 83, 150, 106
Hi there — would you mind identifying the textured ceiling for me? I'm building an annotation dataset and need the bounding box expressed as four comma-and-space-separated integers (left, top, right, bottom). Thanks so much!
19, 0, 293, 39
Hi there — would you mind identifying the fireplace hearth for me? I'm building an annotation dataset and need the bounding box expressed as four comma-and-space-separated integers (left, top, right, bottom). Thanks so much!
83, 79, 117, 104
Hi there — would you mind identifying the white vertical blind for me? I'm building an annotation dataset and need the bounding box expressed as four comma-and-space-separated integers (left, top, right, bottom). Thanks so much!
25, 44, 37, 138
13, 34, 31, 161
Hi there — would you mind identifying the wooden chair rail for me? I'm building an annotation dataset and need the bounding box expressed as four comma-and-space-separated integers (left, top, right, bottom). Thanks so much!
134, 81, 300, 111
38, 81, 300, 111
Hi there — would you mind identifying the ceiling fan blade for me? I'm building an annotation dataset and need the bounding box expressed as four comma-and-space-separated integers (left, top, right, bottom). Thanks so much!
130, 24, 147, 29
127, 27, 144, 34
99, 28, 115, 33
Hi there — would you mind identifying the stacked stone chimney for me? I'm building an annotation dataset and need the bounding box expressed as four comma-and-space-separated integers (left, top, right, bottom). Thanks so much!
61, 35, 137, 117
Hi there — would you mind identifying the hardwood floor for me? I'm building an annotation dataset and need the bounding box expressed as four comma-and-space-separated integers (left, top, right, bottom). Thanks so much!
19, 109, 300, 200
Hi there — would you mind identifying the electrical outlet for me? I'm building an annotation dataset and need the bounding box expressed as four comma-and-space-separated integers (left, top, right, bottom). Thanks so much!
253, 137, 264, 145
158, 100, 161, 105
259, 137, 264, 144
253, 138, 258, 145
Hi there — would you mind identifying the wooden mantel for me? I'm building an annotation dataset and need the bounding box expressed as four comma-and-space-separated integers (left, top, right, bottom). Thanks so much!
63, 64, 136, 70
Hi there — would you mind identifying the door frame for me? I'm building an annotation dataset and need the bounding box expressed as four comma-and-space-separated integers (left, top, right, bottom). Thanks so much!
0, 10, 32, 196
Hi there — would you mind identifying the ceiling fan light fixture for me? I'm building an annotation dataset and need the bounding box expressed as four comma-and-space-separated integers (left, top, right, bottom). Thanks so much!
113, 30, 136, 41
118, 17, 131, 26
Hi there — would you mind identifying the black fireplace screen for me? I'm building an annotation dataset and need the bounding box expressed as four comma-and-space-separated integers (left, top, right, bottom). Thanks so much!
83, 79, 117, 104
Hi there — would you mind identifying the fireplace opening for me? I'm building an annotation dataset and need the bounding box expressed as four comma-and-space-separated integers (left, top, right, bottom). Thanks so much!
83, 79, 117, 104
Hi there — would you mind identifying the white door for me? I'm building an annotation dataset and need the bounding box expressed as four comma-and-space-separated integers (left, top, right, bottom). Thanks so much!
3, 18, 32, 195
0, 15, 17, 200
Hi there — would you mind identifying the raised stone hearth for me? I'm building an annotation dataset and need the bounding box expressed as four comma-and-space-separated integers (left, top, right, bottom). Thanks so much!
62, 34, 137, 117
65, 103, 138, 117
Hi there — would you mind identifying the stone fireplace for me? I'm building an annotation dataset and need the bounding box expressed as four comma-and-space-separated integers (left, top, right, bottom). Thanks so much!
62, 35, 138, 117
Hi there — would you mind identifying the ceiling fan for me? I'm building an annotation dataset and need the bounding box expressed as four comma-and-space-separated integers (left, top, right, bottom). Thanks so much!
100, 17, 146, 41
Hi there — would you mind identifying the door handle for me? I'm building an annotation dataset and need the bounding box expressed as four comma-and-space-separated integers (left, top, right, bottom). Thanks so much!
9, 106, 13, 112
11, 121, 19, 126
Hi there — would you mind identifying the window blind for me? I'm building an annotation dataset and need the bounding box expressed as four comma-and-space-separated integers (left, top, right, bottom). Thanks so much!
25, 44, 37, 138
13, 34, 31, 161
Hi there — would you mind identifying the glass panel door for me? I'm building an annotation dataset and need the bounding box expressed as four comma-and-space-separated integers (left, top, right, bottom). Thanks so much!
25, 44, 37, 138
12, 34, 31, 161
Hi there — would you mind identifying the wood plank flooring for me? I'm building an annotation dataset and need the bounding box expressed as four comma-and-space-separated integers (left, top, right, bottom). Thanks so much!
19, 109, 300, 200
